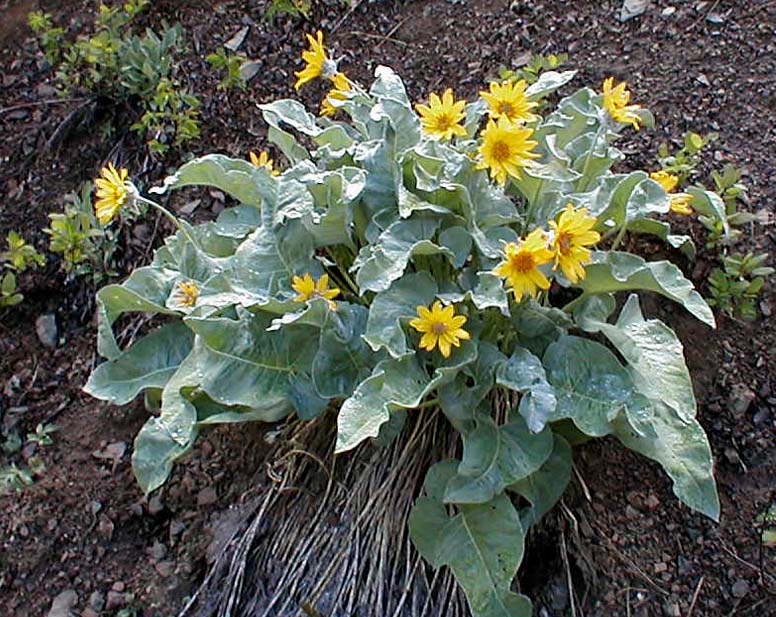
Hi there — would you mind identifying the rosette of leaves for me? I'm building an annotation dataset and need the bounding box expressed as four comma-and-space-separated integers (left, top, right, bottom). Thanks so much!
86, 67, 724, 617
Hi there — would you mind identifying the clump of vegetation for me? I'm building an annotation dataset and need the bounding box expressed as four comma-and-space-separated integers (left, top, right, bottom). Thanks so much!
708, 252, 774, 321
44, 182, 120, 282
28, 2, 200, 154
206, 48, 248, 91
84, 31, 727, 617
0, 232, 46, 308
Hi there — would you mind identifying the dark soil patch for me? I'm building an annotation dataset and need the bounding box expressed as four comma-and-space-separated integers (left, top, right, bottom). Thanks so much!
1, 0, 774, 615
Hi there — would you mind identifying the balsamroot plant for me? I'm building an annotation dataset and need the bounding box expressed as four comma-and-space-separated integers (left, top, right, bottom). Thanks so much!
86, 32, 729, 617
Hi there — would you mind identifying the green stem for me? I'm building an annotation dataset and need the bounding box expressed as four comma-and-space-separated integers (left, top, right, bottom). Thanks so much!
576, 123, 606, 192
523, 177, 545, 233
136, 196, 201, 250
415, 398, 440, 410
610, 220, 628, 251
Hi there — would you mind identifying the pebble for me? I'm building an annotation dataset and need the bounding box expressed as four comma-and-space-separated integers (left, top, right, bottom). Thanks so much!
35, 313, 58, 348
81, 609, 99, 617
753, 409, 770, 425
644, 494, 660, 510
105, 591, 126, 610
731, 579, 749, 598
155, 561, 176, 577
197, 486, 218, 506
87, 591, 104, 611
728, 384, 756, 416
150, 540, 167, 561
654, 562, 668, 574
110, 581, 125, 593
46, 589, 78, 617
147, 494, 165, 515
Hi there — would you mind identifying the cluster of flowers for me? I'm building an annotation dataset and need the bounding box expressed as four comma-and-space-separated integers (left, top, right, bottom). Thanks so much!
89, 30, 694, 360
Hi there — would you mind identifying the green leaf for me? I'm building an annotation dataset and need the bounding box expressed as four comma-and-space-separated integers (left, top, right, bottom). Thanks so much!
363, 272, 438, 358
132, 414, 195, 494
511, 301, 572, 357
259, 99, 321, 163
444, 413, 554, 504
409, 461, 532, 617
508, 434, 572, 529
151, 154, 263, 206
496, 347, 557, 432
353, 215, 452, 293
335, 342, 477, 453
575, 251, 715, 327
543, 335, 633, 436
626, 217, 695, 259
580, 294, 697, 423
85, 322, 193, 405
686, 187, 730, 238
525, 69, 577, 99
368, 65, 421, 153
614, 398, 720, 521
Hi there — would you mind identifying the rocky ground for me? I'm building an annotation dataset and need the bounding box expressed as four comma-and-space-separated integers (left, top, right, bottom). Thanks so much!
0, 1, 774, 615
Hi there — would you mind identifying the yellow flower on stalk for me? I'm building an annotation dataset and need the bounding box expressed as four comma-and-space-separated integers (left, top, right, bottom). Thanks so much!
169, 280, 200, 310
321, 72, 352, 117
476, 117, 540, 185
249, 150, 280, 176
294, 30, 336, 90
650, 170, 694, 215
601, 77, 642, 130
479, 80, 539, 124
493, 229, 554, 300
548, 204, 601, 283
291, 273, 340, 308
409, 301, 470, 358
94, 163, 131, 225
415, 89, 467, 141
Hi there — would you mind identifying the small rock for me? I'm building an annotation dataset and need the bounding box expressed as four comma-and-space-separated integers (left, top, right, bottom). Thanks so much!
147, 494, 165, 515
105, 591, 126, 610
663, 601, 681, 617
644, 494, 660, 510
724, 447, 740, 465
753, 409, 770, 425
6, 109, 30, 121
728, 384, 756, 417
97, 515, 114, 540
625, 505, 640, 520
731, 579, 749, 598
678, 555, 693, 575
197, 487, 218, 507
87, 590, 105, 611
654, 562, 668, 574
47, 589, 78, 617
36, 314, 58, 348
696, 73, 711, 87
620, 0, 650, 22
155, 561, 176, 577
661, 6, 676, 16
626, 491, 643, 509
37, 83, 58, 97
81, 609, 99, 617
706, 13, 725, 24
150, 541, 167, 561
110, 581, 125, 593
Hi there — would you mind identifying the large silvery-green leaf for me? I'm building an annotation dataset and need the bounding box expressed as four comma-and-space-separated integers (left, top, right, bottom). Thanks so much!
508, 434, 572, 529
363, 272, 438, 357
335, 343, 477, 453
352, 215, 451, 293
444, 413, 554, 504
511, 301, 572, 357
614, 398, 720, 521
312, 304, 374, 399
525, 70, 577, 99
369, 65, 421, 153
184, 308, 319, 417
496, 347, 557, 432
543, 335, 633, 436
409, 461, 533, 617
575, 251, 715, 327
96, 266, 180, 358
150, 154, 264, 206
259, 99, 321, 163
85, 322, 193, 405
581, 294, 697, 422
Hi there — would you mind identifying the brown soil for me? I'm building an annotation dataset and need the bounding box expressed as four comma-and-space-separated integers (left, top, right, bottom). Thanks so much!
1, 0, 774, 616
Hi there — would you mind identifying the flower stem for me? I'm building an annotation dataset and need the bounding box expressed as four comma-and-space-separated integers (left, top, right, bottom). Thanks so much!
576, 123, 606, 192
136, 196, 201, 250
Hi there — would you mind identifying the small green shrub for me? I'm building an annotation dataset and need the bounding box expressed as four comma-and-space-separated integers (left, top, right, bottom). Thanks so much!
206, 48, 248, 91
708, 252, 774, 321
0, 272, 23, 308
29, 3, 200, 154
1, 231, 45, 272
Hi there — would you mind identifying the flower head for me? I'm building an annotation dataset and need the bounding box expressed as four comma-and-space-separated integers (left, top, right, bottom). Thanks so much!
476, 117, 540, 185
650, 170, 693, 215
294, 30, 336, 90
479, 80, 539, 124
292, 273, 340, 308
94, 163, 131, 225
409, 300, 470, 358
415, 89, 467, 141
250, 150, 280, 176
549, 204, 601, 283
321, 72, 352, 117
601, 77, 642, 130
169, 280, 200, 311
493, 229, 554, 300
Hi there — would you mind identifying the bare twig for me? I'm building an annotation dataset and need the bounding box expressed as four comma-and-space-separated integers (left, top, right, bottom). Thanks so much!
687, 575, 705, 617
0, 97, 88, 114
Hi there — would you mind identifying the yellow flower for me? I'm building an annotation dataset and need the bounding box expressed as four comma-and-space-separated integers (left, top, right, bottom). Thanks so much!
668, 193, 693, 215
493, 229, 554, 300
291, 273, 340, 308
415, 88, 467, 141
476, 117, 540, 185
601, 77, 642, 130
479, 80, 539, 124
409, 300, 470, 358
294, 30, 335, 90
321, 72, 351, 117
94, 163, 131, 225
250, 150, 280, 176
548, 204, 601, 283
650, 170, 693, 215
169, 280, 200, 309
